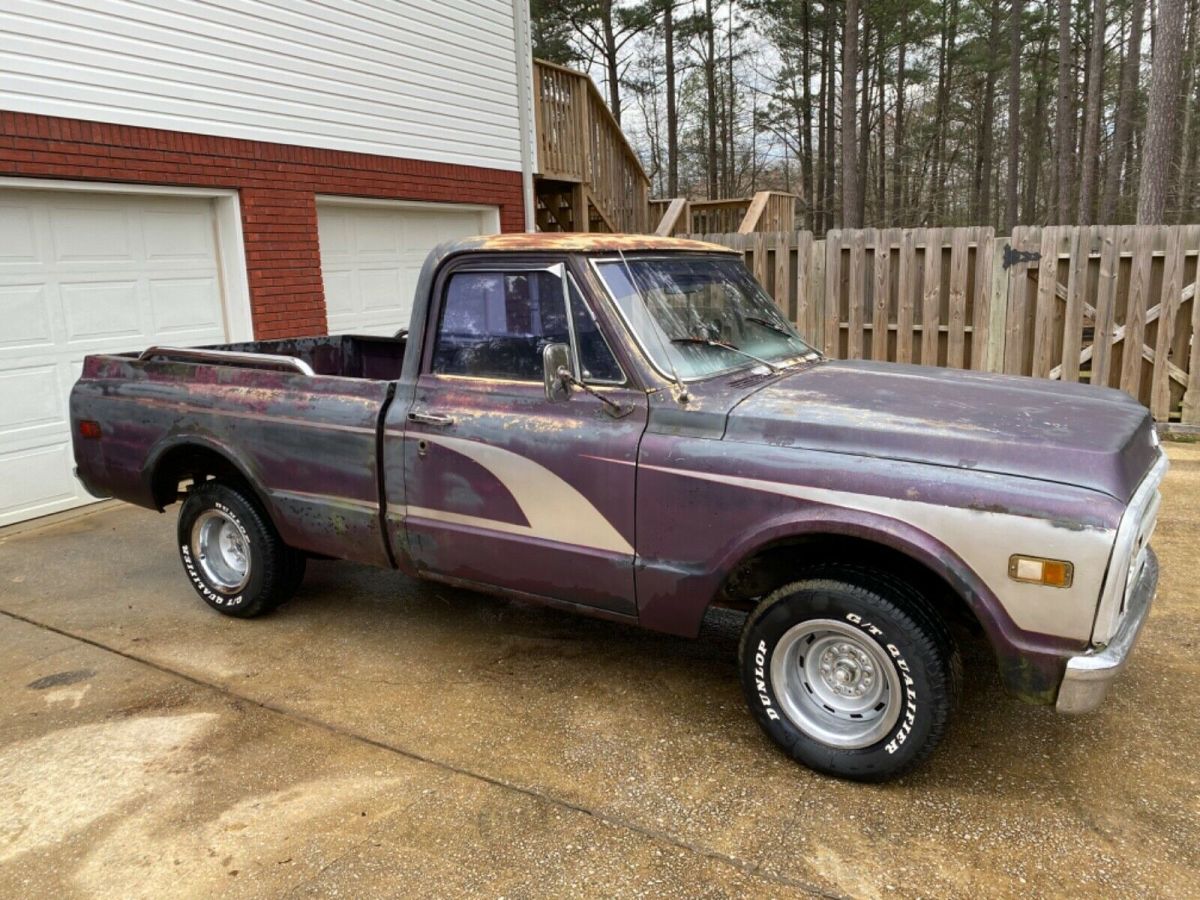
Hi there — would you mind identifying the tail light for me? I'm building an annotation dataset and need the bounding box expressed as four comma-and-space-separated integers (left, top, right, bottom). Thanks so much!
78, 420, 103, 440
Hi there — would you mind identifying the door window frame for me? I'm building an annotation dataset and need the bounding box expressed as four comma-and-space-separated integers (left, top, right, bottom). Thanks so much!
423, 258, 627, 387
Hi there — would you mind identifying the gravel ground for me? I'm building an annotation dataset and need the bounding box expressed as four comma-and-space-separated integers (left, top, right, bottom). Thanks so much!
1, 441, 1197, 898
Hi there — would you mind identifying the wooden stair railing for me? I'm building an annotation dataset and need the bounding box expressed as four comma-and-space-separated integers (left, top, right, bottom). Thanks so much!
533, 59, 650, 234
653, 192, 797, 236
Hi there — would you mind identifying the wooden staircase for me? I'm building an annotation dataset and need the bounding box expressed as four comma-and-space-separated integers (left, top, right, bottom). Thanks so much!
532, 59, 797, 236
533, 59, 650, 234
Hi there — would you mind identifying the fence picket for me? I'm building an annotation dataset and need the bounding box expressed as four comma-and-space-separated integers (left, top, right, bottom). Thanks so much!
824, 231, 842, 356
1121, 227, 1155, 400
774, 230, 791, 317
1183, 226, 1200, 424
897, 228, 918, 364
971, 228, 995, 370
847, 230, 869, 359
947, 228, 970, 368
1151, 228, 1186, 420
807, 236, 826, 348
1003, 226, 1035, 374
921, 228, 942, 366
1060, 227, 1088, 383
1091, 227, 1120, 389
1031, 227, 1060, 378
872, 229, 892, 360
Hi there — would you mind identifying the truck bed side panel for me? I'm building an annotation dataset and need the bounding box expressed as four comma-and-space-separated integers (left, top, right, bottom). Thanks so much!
71, 356, 394, 567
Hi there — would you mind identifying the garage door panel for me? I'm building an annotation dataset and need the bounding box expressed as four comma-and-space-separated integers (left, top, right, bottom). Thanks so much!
149, 276, 224, 334
144, 208, 217, 261
50, 207, 133, 261
0, 365, 63, 433
0, 284, 54, 349
317, 201, 497, 336
60, 280, 143, 342
0, 442, 78, 526
0, 205, 38, 262
359, 269, 404, 311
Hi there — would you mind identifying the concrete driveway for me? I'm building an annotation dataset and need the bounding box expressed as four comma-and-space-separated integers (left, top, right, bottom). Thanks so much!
2, 443, 1199, 899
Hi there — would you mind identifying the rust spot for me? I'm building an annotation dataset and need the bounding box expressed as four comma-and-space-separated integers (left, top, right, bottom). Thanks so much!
469, 233, 738, 254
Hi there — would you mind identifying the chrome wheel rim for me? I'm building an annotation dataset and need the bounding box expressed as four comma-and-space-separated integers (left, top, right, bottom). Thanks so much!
191, 510, 250, 593
770, 618, 901, 749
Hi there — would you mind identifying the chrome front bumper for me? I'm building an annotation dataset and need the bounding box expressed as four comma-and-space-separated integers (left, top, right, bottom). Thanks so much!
1056, 548, 1159, 714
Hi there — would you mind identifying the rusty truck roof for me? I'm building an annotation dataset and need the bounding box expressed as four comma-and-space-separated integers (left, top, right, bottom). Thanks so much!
449, 233, 739, 254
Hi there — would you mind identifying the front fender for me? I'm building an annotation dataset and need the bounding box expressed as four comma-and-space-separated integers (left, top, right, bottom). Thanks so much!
636, 502, 1086, 704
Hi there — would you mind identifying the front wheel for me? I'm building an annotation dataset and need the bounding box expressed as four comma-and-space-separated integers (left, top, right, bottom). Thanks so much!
738, 572, 958, 781
177, 480, 305, 618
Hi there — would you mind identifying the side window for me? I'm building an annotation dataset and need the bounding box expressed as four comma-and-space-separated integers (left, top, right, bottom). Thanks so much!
432, 271, 570, 380
568, 279, 624, 383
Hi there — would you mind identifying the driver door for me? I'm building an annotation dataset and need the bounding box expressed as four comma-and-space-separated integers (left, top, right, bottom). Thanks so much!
395, 262, 647, 616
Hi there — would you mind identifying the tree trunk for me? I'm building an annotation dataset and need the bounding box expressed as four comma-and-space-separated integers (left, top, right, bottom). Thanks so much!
602, 1, 622, 127
1138, 0, 1186, 222
842, 0, 861, 227
877, 44, 887, 222
1024, 21, 1052, 223
978, 0, 1002, 226
816, 18, 829, 233
704, 0, 718, 199
858, 20, 871, 225
801, 0, 814, 228
1005, 0, 1023, 232
825, 13, 838, 230
665, 1, 679, 198
1100, 0, 1146, 223
1077, 0, 1108, 224
932, 3, 949, 221
1175, 0, 1199, 219
1054, 0, 1076, 223
892, 40, 907, 225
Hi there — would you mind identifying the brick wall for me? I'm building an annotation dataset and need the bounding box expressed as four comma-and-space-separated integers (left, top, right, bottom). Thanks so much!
0, 112, 525, 338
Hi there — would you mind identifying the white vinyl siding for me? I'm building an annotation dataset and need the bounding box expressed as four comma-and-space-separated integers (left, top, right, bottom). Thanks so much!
0, 0, 525, 171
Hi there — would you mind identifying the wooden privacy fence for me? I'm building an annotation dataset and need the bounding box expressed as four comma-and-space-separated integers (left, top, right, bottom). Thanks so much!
691, 225, 1200, 424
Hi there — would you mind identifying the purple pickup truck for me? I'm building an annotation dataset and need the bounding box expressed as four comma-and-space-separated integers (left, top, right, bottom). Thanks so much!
70, 234, 1165, 780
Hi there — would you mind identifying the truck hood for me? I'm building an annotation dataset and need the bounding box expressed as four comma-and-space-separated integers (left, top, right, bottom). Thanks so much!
724, 359, 1159, 502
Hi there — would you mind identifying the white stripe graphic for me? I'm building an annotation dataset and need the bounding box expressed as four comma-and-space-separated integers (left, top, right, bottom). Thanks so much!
406, 434, 634, 556
628, 460, 1116, 641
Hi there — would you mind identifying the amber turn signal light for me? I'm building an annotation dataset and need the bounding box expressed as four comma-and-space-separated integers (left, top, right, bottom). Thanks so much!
78, 420, 103, 440
1008, 555, 1074, 588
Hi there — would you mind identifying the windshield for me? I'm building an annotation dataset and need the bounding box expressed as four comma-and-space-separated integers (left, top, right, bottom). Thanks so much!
594, 255, 817, 380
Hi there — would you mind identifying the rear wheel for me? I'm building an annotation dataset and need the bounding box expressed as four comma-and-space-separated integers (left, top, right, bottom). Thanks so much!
177, 480, 305, 618
738, 571, 959, 781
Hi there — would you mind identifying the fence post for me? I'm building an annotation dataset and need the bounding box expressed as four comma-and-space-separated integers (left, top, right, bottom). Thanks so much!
986, 236, 1010, 372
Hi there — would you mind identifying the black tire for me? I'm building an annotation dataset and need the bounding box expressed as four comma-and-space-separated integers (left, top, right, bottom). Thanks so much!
738, 570, 959, 782
177, 480, 304, 618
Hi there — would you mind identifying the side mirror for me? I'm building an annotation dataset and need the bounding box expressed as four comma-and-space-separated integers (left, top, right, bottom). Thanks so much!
542, 342, 573, 402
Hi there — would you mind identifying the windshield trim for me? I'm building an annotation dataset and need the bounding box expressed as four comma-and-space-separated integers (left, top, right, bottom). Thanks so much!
587, 254, 816, 384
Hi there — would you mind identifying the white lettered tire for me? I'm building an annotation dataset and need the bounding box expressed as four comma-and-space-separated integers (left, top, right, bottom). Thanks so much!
177, 480, 305, 618
738, 570, 959, 781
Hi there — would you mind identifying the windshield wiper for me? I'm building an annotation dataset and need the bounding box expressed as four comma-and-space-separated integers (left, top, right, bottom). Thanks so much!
670, 336, 781, 372
742, 315, 793, 337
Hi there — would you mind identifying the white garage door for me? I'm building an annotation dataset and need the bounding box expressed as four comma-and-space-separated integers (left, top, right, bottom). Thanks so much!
0, 188, 237, 526
317, 200, 499, 335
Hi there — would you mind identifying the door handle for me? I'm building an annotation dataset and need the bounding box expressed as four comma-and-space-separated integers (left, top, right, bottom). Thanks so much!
408, 410, 456, 427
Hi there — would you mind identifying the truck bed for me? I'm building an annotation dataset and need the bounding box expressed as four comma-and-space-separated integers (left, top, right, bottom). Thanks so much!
70, 333, 407, 569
